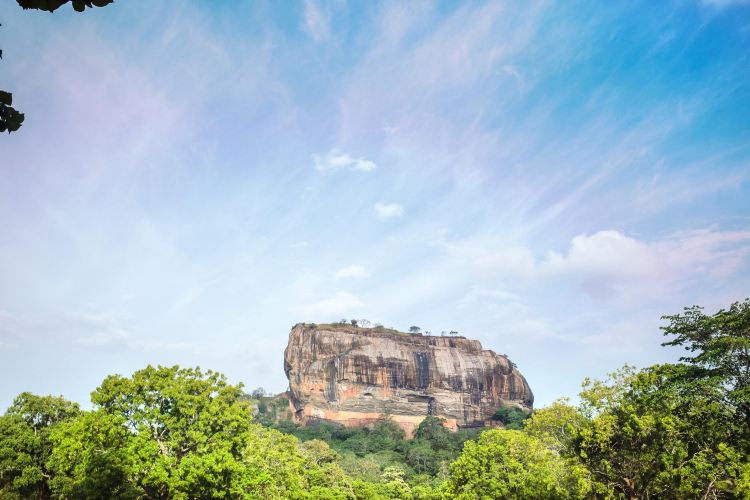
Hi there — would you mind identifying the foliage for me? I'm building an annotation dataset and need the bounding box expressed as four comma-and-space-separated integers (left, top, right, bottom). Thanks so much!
0, 91, 24, 133
49, 365, 254, 498
0, 393, 81, 498
662, 298, 750, 426
492, 405, 530, 430
2, 300, 750, 498
441, 429, 592, 499
524, 399, 588, 454
577, 364, 746, 498
240, 425, 352, 499
529, 364, 749, 498
47, 410, 137, 498
17, 0, 114, 12
270, 415, 479, 487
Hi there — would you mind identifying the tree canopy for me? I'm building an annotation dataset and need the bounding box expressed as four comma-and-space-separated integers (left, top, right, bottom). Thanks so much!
1, 300, 749, 498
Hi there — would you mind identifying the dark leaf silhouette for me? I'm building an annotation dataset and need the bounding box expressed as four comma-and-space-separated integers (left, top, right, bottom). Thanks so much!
17, 0, 114, 12
0, 91, 25, 133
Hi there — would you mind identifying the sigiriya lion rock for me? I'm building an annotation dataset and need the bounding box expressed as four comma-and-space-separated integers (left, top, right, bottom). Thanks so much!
283, 323, 533, 435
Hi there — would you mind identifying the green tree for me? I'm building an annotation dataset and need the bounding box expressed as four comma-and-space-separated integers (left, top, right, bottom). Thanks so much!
241, 425, 352, 499
524, 399, 588, 454
406, 442, 436, 475
441, 429, 591, 499
367, 416, 407, 454
492, 405, 530, 430
47, 410, 137, 498
662, 298, 750, 427
413, 416, 451, 450
49, 365, 254, 498
566, 364, 747, 498
0, 393, 81, 498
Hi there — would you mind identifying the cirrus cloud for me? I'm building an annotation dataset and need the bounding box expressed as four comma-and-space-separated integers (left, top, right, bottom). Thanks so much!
313, 149, 377, 172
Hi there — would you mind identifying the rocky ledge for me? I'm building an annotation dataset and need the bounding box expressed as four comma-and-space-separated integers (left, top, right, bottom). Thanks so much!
283, 323, 533, 435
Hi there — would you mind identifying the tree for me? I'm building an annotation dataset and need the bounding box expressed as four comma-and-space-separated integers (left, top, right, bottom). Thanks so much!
662, 298, 750, 426
491, 405, 529, 430
241, 425, 352, 498
567, 364, 747, 498
448, 331, 458, 336
441, 429, 592, 499
409, 326, 421, 333
350, 319, 358, 327
524, 399, 588, 454
251, 387, 267, 398
413, 416, 451, 451
50, 365, 254, 498
0, 393, 81, 498
47, 410, 137, 498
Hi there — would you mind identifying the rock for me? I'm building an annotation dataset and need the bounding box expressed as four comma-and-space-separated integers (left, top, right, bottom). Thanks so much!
283, 323, 533, 435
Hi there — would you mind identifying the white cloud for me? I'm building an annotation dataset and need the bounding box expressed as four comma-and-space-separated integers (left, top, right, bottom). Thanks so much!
297, 292, 364, 318
446, 228, 750, 301
538, 229, 750, 297
334, 265, 370, 279
374, 202, 404, 220
313, 149, 377, 172
303, 0, 331, 42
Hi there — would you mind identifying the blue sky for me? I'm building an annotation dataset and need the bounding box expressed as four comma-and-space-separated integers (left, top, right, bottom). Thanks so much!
1, 0, 749, 410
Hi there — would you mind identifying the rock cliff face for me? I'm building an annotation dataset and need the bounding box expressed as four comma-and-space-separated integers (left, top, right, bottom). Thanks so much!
283, 324, 533, 434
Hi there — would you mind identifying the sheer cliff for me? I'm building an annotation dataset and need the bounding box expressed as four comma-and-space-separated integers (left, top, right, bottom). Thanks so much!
283, 323, 533, 434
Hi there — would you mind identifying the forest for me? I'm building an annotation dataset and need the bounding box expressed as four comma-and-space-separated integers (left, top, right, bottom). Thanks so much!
0, 300, 748, 499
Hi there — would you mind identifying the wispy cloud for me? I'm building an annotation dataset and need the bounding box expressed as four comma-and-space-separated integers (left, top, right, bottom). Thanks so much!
374, 202, 404, 220
313, 149, 377, 172
67, 310, 197, 353
334, 264, 370, 279
302, 0, 332, 42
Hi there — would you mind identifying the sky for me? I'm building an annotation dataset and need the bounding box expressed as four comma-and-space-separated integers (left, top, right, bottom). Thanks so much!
1, 0, 749, 411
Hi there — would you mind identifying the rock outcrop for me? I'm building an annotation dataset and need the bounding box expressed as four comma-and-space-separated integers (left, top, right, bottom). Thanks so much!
283, 323, 533, 434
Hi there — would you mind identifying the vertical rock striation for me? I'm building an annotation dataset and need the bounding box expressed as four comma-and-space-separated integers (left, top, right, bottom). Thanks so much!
283, 323, 533, 434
